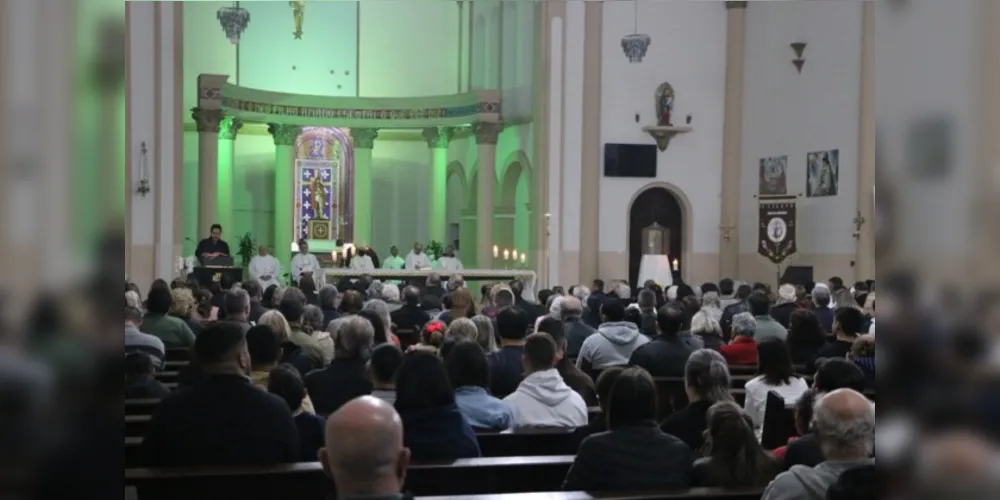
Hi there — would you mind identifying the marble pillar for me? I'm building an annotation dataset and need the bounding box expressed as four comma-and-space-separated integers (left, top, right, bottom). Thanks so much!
350, 128, 379, 246
423, 126, 454, 244
217, 117, 242, 236
192, 107, 224, 237
474, 123, 501, 269
269, 123, 302, 269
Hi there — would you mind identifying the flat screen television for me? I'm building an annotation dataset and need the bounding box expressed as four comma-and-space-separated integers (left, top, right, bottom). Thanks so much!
604, 143, 658, 178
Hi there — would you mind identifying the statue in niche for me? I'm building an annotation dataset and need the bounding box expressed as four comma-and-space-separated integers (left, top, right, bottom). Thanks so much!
641, 222, 670, 256
311, 176, 328, 221
655, 82, 676, 127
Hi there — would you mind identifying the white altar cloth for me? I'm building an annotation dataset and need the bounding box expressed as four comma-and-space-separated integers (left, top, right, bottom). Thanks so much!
638, 255, 674, 289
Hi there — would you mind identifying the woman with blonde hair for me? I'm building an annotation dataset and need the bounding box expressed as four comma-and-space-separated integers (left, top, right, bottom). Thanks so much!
259, 309, 319, 375
833, 287, 861, 312
471, 315, 498, 353
440, 288, 475, 325
169, 287, 204, 335
690, 310, 724, 352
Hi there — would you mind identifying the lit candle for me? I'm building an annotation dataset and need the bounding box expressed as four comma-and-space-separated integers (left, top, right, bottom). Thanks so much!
672, 258, 679, 271
503, 249, 510, 261
520, 254, 526, 264
493, 245, 499, 259
512, 249, 519, 261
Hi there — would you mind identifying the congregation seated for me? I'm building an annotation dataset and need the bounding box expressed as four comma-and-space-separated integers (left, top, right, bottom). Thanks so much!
268, 364, 326, 462
470, 314, 499, 353
749, 293, 788, 343
782, 359, 868, 470
221, 288, 254, 333
140, 322, 300, 466
825, 464, 876, 500
390, 286, 431, 333
693, 402, 778, 488
564, 367, 693, 492
771, 389, 816, 462
257, 309, 318, 377
743, 339, 810, 440
125, 352, 171, 400
394, 350, 482, 461
815, 307, 866, 361
303, 304, 335, 363
810, 286, 836, 333
572, 367, 624, 444
306, 316, 375, 416
691, 310, 726, 353
630, 302, 698, 377
170, 286, 208, 336
438, 287, 475, 325
144, 287, 196, 348
577, 299, 649, 372
125, 305, 166, 370
850, 335, 876, 390
368, 343, 403, 405
770, 285, 799, 330
720, 284, 752, 339
319, 396, 410, 500
537, 317, 598, 406
761, 389, 875, 500
317, 284, 340, 329
446, 317, 480, 343
247, 324, 316, 414
361, 299, 402, 346
560, 296, 597, 359
279, 288, 326, 366
720, 313, 759, 366
786, 309, 827, 372
244, 280, 268, 324
504, 333, 588, 429
660, 349, 734, 452
488, 306, 529, 398
443, 340, 514, 431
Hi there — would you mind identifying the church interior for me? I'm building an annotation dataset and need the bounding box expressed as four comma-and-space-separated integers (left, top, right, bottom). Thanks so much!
124, 0, 877, 292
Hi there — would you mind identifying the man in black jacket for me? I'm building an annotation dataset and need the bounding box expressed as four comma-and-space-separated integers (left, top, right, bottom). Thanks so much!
629, 303, 697, 378
585, 279, 607, 329
720, 283, 752, 340
243, 280, 268, 324
390, 286, 431, 333
140, 322, 300, 466
306, 316, 376, 416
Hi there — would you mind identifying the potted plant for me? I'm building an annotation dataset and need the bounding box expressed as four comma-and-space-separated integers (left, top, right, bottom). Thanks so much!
237, 232, 256, 272
426, 240, 444, 261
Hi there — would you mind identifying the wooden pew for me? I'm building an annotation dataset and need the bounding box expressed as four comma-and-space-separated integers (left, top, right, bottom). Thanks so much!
125, 399, 161, 416
154, 371, 180, 384
165, 348, 192, 362
164, 360, 189, 370
421, 490, 765, 500
126, 416, 151, 438
125, 456, 575, 499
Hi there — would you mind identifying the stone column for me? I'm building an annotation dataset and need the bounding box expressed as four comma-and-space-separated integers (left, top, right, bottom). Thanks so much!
269, 123, 302, 270
217, 117, 242, 237
579, 1, 603, 283
855, 1, 875, 281
719, 1, 748, 279
350, 128, 379, 246
474, 123, 501, 269
423, 126, 454, 244
192, 107, 224, 237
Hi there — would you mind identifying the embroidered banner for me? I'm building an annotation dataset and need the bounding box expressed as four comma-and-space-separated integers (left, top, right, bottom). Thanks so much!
758, 196, 797, 264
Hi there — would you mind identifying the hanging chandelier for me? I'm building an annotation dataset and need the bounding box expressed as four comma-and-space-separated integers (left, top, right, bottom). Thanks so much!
217, 1, 250, 44
621, 1, 650, 63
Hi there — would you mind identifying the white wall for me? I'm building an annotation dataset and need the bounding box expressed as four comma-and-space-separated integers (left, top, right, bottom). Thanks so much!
130, 2, 155, 250
598, 0, 727, 254
875, 0, 977, 257
740, 1, 863, 256
359, 1, 461, 97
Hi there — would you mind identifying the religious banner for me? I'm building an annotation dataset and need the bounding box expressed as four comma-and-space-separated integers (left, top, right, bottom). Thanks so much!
758, 196, 797, 264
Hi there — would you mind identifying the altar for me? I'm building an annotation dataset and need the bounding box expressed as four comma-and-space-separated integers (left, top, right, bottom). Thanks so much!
324, 268, 538, 301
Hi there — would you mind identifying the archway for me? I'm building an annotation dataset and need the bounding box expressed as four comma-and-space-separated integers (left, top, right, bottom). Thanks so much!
627, 186, 685, 289
446, 161, 467, 254
498, 152, 533, 256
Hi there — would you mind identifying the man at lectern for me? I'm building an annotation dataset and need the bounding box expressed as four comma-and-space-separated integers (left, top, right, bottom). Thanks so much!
196, 224, 231, 264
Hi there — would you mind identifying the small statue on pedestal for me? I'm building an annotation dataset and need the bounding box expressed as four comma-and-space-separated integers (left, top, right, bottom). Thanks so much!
655, 82, 676, 127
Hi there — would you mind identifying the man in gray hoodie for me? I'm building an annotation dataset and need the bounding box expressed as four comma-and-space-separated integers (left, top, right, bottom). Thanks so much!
576, 299, 650, 372
762, 388, 875, 500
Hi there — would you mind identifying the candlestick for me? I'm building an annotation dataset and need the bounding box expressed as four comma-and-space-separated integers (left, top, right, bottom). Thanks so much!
512, 249, 519, 261
503, 249, 510, 261
493, 245, 499, 259
520, 254, 526, 265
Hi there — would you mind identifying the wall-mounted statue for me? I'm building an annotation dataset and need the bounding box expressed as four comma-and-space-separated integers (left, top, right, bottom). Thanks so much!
655, 82, 675, 127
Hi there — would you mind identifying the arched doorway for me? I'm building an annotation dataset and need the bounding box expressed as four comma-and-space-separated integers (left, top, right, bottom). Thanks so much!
628, 186, 684, 288
446, 161, 467, 252
498, 151, 533, 256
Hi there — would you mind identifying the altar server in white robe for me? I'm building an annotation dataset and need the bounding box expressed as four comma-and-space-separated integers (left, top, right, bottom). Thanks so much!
405, 242, 432, 270
291, 239, 324, 286
436, 245, 464, 272
383, 246, 405, 270
249, 246, 282, 289
350, 246, 376, 271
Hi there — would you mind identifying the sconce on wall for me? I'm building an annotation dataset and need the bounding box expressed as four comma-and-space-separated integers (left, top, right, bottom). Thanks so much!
135, 142, 151, 197
791, 42, 807, 73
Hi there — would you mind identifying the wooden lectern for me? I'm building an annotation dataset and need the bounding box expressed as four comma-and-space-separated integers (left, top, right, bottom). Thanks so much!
191, 267, 244, 289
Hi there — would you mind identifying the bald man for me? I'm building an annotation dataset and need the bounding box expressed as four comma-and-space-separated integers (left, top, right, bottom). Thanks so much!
762, 389, 875, 500
319, 396, 411, 500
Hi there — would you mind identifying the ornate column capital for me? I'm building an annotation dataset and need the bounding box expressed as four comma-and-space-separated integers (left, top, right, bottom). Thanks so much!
473, 123, 502, 145
725, 1, 748, 10
267, 123, 302, 146
219, 117, 243, 140
422, 126, 454, 149
350, 128, 379, 149
191, 108, 225, 134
